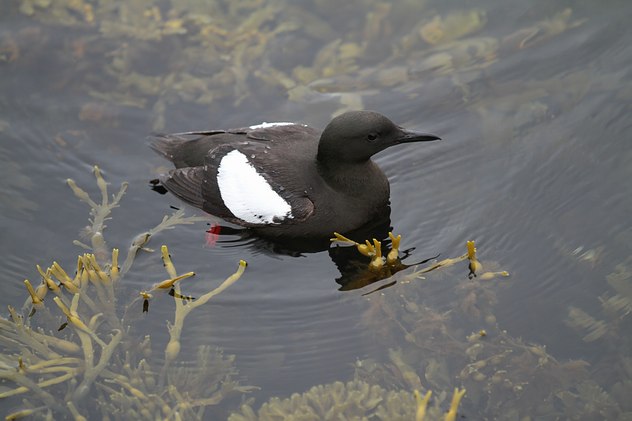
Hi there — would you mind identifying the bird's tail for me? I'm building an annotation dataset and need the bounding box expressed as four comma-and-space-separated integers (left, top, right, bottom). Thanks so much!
148, 134, 186, 161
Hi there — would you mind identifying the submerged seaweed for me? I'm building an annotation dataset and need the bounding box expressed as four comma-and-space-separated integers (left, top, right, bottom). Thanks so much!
0, 166, 251, 420
10, 0, 592, 130
565, 258, 632, 346
229, 379, 465, 421
5, 2, 632, 419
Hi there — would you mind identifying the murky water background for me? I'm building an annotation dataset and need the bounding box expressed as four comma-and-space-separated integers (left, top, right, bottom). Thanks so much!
1, 0, 631, 419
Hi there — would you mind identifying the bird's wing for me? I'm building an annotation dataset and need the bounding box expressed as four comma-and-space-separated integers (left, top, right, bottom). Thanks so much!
159, 166, 206, 209
162, 143, 314, 227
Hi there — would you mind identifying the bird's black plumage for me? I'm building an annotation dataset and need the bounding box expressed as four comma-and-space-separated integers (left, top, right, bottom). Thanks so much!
150, 111, 439, 238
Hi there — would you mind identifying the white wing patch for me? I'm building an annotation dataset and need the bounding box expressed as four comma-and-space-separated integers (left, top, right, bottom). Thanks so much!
248, 122, 294, 130
217, 150, 293, 224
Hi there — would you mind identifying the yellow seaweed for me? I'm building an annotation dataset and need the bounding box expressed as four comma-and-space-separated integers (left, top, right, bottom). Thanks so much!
415, 389, 432, 421
1, 166, 250, 419
444, 387, 466, 421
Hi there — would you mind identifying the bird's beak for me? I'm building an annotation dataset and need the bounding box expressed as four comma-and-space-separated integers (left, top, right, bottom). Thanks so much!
397, 129, 441, 143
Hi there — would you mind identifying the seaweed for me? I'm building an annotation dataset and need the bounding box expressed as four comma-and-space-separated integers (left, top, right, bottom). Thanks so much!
331, 233, 509, 293
566, 258, 632, 343
0, 166, 252, 420
350, 244, 632, 419
228, 379, 466, 421
7, 3, 631, 419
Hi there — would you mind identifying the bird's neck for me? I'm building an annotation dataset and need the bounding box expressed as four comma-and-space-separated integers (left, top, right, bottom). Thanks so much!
317, 159, 389, 198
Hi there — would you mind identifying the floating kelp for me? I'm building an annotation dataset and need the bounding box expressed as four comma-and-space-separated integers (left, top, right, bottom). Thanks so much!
331, 233, 508, 293
0, 166, 251, 420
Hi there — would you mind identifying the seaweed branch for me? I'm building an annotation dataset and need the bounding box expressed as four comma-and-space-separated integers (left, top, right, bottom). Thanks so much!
67, 166, 127, 261
157, 245, 247, 387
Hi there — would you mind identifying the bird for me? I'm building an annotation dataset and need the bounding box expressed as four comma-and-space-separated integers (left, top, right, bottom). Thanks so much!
150, 110, 440, 239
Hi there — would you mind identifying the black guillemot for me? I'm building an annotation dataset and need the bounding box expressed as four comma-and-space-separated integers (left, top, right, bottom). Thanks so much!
150, 110, 440, 238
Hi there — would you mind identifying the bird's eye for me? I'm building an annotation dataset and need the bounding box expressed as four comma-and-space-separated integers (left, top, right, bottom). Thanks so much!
367, 133, 378, 142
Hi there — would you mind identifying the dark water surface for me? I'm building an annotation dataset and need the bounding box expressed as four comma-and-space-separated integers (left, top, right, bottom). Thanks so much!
1, 0, 631, 419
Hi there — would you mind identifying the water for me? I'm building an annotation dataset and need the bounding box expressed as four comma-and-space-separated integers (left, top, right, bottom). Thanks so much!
1, 0, 631, 419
